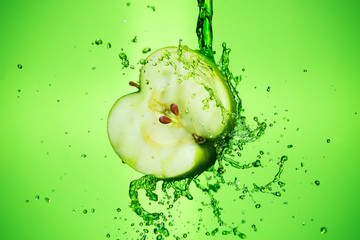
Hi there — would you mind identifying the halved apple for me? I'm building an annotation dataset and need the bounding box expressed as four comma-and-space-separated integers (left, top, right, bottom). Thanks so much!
108, 46, 236, 179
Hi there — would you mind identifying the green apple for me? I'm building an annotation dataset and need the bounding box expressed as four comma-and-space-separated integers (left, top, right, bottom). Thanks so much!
108, 46, 236, 179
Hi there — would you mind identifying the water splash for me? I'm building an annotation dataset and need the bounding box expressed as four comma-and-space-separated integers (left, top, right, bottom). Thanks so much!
123, 0, 288, 238
126, 42, 288, 239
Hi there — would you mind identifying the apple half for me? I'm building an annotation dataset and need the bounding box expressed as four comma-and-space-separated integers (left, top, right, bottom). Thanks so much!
108, 46, 236, 179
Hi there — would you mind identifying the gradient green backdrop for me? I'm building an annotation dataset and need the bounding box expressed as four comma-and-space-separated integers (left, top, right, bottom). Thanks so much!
1, 0, 359, 239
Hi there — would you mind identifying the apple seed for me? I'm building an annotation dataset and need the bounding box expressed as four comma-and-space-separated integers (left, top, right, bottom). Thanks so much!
159, 116, 172, 124
170, 103, 179, 116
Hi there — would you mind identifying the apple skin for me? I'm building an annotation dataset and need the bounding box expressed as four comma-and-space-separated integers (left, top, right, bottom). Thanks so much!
107, 46, 236, 179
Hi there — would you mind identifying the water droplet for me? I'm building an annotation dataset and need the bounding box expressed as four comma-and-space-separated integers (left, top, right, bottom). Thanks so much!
122, 59, 129, 68
45, 197, 50, 203
142, 47, 151, 53
320, 227, 327, 234
83, 209, 88, 214
106, 233, 110, 238
17, 64, 22, 69
314, 180, 320, 186
266, 86, 271, 92
147, 5, 156, 11
255, 204, 261, 208
251, 224, 257, 232
253, 160, 261, 167
91, 208, 95, 213
326, 139, 330, 143
81, 154, 86, 158
35, 195, 40, 200
119, 52, 127, 60
303, 69, 307, 72
72, 209, 76, 213
242, 68, 245, 71
95, 38, 103, 45
117, 207, 121, 212
140, 59, 147, 65
278, 181, 285, 187
239, 233, 246, 239
182, 233, 187, 238
287, 144, 293, 148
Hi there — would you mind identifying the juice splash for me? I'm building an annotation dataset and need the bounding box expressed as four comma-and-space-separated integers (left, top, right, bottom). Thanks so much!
121, 0, 288, 239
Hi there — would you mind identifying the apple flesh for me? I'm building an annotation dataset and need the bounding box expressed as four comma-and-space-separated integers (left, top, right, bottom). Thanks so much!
108, 46, 236, 179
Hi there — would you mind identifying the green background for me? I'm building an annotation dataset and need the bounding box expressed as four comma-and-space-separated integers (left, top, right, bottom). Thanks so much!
0, 0, 359, 239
